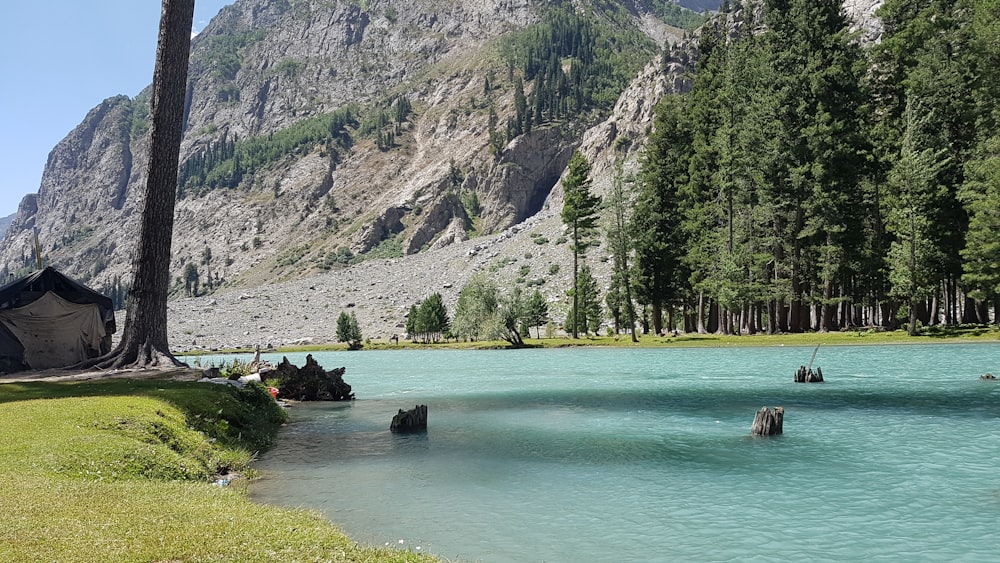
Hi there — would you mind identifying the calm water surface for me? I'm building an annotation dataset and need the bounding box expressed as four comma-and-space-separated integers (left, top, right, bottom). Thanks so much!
232, 344, 1000, 562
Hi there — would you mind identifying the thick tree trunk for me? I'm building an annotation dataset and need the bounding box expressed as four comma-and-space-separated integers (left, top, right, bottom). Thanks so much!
96, 0, 194, 369
571, 223, 579, 338
652, 301, 663, 336
880, 301, 893, 329
697, 291, 707, 334
962, 295, 978, 324
820, 276, 835, 332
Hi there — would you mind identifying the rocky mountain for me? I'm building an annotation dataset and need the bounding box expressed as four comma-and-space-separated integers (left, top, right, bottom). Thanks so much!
1, 0, 883, 348
0, 213, 12, 240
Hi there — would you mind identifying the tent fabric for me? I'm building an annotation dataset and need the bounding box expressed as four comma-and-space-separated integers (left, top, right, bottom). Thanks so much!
0, 267, 114, 329
0, 321, 26, 373
0, 291, 107, 370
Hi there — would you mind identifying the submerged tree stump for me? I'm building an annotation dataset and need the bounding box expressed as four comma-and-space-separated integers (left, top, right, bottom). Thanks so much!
750, 406, 784, 436
390, 405, 428, 433
794, 365, 824, 383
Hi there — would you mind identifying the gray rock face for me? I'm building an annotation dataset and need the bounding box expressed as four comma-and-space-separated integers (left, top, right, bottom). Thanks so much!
0, 214, 13, 240
1, 0, 885, 347
0, 0, 548, 290
843, 0, 884, 43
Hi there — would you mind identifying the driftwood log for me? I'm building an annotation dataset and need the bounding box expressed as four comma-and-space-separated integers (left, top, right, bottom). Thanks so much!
750, 406, 784, 436
271, 354, 354, 401
390, 404, 428, 433
794, 365, 824, 383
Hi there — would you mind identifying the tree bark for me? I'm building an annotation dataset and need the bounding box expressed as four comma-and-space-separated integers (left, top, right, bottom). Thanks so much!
750, 406, 784, 436
652, 301, 663, 336
94, 0, 194, 369
697, 291, 707, 334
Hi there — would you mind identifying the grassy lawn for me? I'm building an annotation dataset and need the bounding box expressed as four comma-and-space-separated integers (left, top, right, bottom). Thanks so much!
0, 378, 435, 562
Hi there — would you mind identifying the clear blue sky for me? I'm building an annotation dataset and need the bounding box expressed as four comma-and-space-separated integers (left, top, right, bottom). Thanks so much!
0, 1, 233, 218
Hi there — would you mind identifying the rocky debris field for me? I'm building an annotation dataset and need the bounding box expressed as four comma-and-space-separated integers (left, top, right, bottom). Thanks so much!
150, 209, 613, 353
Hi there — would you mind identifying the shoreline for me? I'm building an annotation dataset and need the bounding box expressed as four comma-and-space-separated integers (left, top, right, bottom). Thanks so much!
176, 325, 1000, 357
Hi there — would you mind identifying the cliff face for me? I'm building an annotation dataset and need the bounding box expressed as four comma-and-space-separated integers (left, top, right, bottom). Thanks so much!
0, 0, 882, 312
0, 0, 675, 293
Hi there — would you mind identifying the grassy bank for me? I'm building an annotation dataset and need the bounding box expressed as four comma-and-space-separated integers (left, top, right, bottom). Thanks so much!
0, 377, 434, 562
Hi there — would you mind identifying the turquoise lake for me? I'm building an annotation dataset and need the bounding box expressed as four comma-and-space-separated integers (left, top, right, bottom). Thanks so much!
225, 344, 1000, 562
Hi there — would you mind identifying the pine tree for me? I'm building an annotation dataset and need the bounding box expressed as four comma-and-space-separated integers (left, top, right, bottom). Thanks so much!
885, 100, 950, 335
406, 304, 419, 342
336, 311, 363, 349
764, 0, 869, 331
567, 264, 602, 337
183, 263, 200, 297
636, 94, 690, 335
606, 161, 638, 342
560, 150, 601, 338
959, 0, 1000, 324
416, 293, 450, 342
525, 289, 549, 339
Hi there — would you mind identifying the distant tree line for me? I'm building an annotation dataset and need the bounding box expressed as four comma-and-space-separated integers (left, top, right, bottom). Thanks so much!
401, 283, 550, 347
627, 0, 1000, 335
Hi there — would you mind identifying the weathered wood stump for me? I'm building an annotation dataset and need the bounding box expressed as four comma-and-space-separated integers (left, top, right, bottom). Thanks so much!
981, 373, 996, 381
794, 365, 824, 383
390, 404, 428, 433
271, 354, 354, 401
750, 406, 784, 436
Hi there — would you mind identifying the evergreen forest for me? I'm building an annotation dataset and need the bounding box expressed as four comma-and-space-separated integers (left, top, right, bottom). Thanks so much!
631, 0, 1000, 335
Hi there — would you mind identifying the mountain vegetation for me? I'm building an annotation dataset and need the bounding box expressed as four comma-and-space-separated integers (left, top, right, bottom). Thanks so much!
631, 0, 999, 334
177, 106, 358, 197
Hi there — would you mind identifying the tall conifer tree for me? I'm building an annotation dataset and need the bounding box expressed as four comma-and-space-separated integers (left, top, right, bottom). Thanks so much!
561, 151, 601, 339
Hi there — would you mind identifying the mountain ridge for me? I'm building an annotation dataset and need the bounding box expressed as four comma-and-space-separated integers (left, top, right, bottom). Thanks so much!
0, 0, 884, 347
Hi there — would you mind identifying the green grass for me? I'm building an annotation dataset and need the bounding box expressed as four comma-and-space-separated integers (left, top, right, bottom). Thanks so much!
528, 325, 1000, 348
183, 325, 1000, 356
0, 377, 435, 562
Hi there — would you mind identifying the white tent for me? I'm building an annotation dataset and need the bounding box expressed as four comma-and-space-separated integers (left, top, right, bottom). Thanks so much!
0, 267, 115, 372
0, 291, 108, 370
